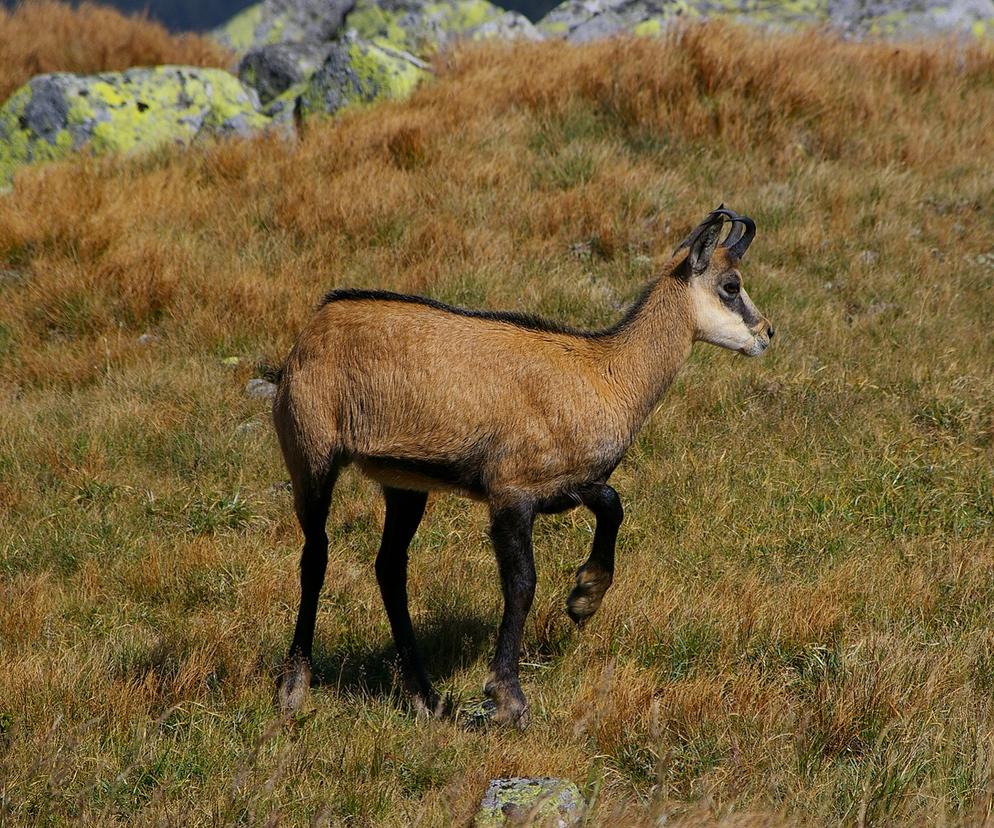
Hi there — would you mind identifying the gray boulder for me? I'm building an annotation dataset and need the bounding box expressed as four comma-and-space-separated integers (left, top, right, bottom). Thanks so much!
238, 41, 334, 105
0, 67, 271, 184
298, 34, 429, 118
537, 0, 994, 42
476, 778, 583, 827
829, 0, 994, 39
245, 378, 278, 400
213, 0, 356, 52
538, 0, 681, 42
324, 0, 541, 57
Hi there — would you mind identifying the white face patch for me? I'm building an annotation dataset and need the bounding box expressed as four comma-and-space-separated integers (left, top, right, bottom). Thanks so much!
690, 279, 771, 356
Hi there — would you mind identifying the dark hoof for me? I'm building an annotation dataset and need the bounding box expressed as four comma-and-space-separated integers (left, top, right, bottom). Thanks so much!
458, 698, 530, 731
566, 565, 612, 626
482, 678, 531, 731
276, 656, 312, 714
411, 689, 447, 720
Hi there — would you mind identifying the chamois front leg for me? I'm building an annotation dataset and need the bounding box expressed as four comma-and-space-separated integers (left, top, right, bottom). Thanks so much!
375, 487, 442, 718
567, 484, 623, 626
485, 501, 536, 730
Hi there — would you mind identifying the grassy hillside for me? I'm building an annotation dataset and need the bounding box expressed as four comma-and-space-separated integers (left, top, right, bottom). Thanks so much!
2, 17, 994, 826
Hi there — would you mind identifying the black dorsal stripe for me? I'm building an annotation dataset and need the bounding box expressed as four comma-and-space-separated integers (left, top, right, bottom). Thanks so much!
318, 284, 658, 340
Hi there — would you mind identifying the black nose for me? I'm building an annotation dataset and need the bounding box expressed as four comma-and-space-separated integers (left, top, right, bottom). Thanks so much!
767, 325, 775, 339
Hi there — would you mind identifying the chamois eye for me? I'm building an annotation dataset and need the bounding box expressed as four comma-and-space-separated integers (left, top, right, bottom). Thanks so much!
722, 281, 740, 297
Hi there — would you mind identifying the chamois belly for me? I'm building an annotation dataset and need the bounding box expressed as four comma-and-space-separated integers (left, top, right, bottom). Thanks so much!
348, 402, 626, 500
354, 453, 489, 499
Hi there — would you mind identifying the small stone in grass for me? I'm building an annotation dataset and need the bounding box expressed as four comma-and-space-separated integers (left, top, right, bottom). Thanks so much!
246, 378, 277, 400
267, 481, 293, 498
476, 777, 582, 827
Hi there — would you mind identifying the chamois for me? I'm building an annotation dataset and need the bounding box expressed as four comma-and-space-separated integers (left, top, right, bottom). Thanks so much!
273, 206, 773, 728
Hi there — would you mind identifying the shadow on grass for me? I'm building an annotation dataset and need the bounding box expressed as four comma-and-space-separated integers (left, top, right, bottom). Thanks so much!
309, 607, 494, 700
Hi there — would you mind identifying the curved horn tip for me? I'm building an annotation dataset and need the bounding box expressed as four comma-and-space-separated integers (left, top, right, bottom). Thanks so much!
727, 213, 756, 259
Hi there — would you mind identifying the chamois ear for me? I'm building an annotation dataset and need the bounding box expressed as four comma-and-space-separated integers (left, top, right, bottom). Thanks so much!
676, 213, 724, 276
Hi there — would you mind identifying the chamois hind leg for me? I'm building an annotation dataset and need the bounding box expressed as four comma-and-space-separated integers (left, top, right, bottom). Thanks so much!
277, 467, 337, 713
567, 484, 623, 626
375, 486, 442, 717
485, 501, 536, 730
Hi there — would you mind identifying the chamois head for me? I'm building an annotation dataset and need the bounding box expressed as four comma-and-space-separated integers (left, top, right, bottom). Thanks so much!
675, 206, 774, 357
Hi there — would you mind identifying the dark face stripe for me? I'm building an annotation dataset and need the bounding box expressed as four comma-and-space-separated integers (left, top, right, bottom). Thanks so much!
716, 270, 761, 328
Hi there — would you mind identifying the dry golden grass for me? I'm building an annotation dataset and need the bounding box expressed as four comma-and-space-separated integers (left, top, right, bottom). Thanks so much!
0, 0, 229, 102
1, 21, 994, 826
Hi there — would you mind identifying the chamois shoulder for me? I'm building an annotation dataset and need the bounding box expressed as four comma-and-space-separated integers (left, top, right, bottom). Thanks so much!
318, 287, 654, 339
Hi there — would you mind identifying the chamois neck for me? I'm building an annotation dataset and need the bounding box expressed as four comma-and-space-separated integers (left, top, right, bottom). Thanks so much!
600, 275, 694, 427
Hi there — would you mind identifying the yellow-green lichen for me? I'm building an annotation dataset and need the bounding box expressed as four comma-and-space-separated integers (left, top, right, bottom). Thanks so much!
347, 40, 426, 102
348, 0, 509, 57
475, 779, 582, 828
348, 3, 416, 51
425, 0, 499, 31
299, 38, 428, 119
213, 3, 264, 50
748, 0, 826, 19
0, 88, 35, 182
260, 16, 287, 45
538, 19, 569, 35
632, 17, 662, 36
263, 80, 308, 122
971, 18, 994, 38
90, 80, 128, 107
0, 83, 79, 182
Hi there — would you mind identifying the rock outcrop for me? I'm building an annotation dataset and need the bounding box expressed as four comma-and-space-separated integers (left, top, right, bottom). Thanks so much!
346, 0, 542, 55
297, 35, 429, 117
537, 0, 994, 43
214, 0, 357, 51
238, 40, 335, 106
219, 0, 539, 131
217, 0, 540, 58
0, 66, 269, 184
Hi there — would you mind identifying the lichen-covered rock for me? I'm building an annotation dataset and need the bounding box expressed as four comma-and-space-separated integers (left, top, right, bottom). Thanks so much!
348, 0, 542, 56
537, 0, 683, 43
213, 3, 266, 51
0, 66, 271, 184
299, 35, 429, 117
213, 0, 356, 52
239, 41, 334, 105
828, 0, 994, 39
476, 778, 583, 828
537, 0, 994, 42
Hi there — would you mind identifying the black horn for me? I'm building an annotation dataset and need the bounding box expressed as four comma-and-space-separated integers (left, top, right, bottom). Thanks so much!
706, 205, 756, 258
725, 213, 755, 259
674, 205, 756, 262
722, 216, 745, 250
